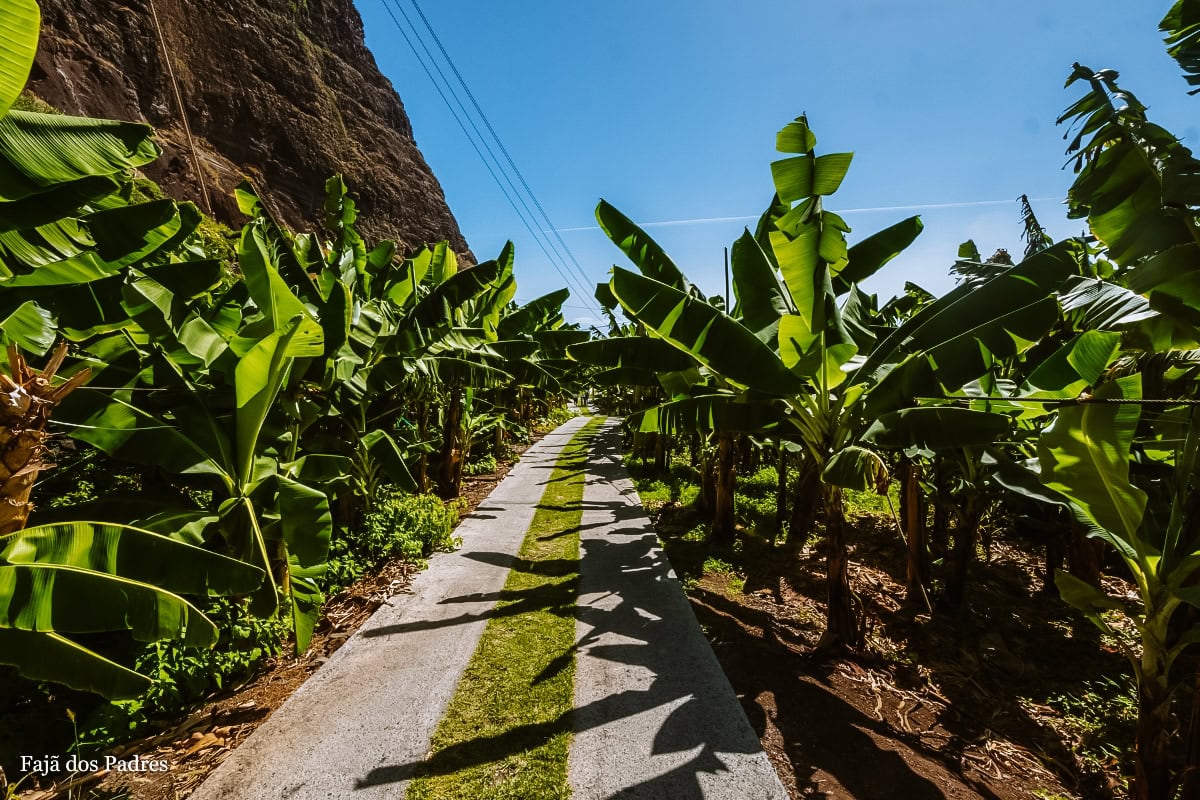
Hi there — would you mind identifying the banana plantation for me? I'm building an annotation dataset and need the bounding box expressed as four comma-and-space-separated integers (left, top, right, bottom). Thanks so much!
5, 0, 1200, 797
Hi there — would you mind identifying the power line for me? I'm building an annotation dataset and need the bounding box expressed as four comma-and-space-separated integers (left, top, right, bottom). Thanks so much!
377, 0, 592, 306
406, 0, 596, 297
376, 0, 602, 314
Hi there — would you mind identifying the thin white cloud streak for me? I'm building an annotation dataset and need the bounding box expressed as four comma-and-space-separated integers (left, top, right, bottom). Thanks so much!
552, 196, 1062, 232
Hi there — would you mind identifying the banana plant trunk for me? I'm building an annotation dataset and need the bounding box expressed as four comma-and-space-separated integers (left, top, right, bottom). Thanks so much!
788, 455, 821, 544
818, 484, 860, 650
1182, 667, 1200, 800
899, 456, 930, 605
711, 434, 737, 544
931, 456, 949, 558
1067, 521, 1104, 587
437, 387, 465, 499
0, 344, 89, 535
653, 432, 667, 471
775, 442, 787, 542
944, 493, 984, 608
697, 444, 716, 518
1135, 669, 1173, 800
417, 401, 430, 493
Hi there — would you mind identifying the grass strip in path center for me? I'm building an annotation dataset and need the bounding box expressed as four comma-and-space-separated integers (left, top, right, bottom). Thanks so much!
406, 418, 603, 800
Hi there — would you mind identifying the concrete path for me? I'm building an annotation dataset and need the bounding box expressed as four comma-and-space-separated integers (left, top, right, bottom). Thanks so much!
569, 419, 788, 799
190, 416, 786, 799
190, 417, 592, 800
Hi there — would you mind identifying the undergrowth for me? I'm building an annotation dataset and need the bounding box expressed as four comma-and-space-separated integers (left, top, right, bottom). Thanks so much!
72, 490, 461, 754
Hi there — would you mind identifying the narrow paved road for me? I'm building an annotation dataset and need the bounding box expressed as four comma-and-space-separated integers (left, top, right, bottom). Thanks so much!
190, 417, 785, 799
570, 419, 787, 798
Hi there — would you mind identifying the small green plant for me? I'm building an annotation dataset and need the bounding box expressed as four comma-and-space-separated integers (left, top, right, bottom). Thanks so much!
464, 454, 497, 476
77, 600, 288, 750
322, 491, 460, 595
539, 404, 578, 431
1044, 676, 1136, 789
703, 556, 736, 574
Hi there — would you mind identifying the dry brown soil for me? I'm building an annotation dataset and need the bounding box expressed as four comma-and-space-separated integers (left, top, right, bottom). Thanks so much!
652, 499, 1131, 800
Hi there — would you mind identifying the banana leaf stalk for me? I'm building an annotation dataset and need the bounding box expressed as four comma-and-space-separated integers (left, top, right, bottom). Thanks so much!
0, 343, 89, 535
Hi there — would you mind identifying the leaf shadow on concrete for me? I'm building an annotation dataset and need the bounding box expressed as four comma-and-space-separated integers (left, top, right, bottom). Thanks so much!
356, 429, 949, 799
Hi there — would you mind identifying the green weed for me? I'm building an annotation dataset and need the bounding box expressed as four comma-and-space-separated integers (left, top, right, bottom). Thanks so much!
78, 600, 288, 751
1044, 676, 1135, 789
464, 454, 498, 476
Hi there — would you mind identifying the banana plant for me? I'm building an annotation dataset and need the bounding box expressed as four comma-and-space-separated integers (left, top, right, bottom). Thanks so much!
1034, 47, 1200, 800
53, 196, 331, 654
0, 0, 278, 700
602, 116, 1077, 648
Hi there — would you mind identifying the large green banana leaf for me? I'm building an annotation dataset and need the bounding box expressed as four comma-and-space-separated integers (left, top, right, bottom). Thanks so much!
1162, 0, 1200, 92
0, 564, 215, 644
238, 222, 323, 358
591, 366, 661, 388
631, 394, 784, 435
833, 216, 923, 295
609, 267, 801, 395
1021, 330, 1121, 401
0, 628, 150, 698
235, 318, 301, 485
407, 355, 513, 388
0, 0, 38, 119
865, 296, 1062, 416
0, 521, 258, 699
1, 521, 262, 594
778, 312, 857, 390
1058, 276, 1157, 330
860, 240, 1080, 389
567, 336, 697, 372
0, 175, 119, 231
730, 229, 790, 336
770, 152, 853, 203
860, 407, 1012, 451
0, 111, 159, 197
0, 298, 52, 352
1038, 375, 1147, 553
277, 475, 331, 653
497, 288, 568, 337
1060, 67, 1197, 272
407, 258, 501, 328
596, 199, 693, 292
59, 388, 233, 487
822, 445, 887, 491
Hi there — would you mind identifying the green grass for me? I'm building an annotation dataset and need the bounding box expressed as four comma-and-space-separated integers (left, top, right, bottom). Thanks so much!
406, 418, 603, 800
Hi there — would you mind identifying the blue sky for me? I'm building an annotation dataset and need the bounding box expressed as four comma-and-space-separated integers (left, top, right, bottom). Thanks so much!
356, 1, 1199, 326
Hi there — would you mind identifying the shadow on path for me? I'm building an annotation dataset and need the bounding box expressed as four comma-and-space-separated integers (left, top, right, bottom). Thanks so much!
358, 423, 939, 798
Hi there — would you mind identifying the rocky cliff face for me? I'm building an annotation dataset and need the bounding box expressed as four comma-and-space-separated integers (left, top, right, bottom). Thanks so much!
30, 0, 471, 258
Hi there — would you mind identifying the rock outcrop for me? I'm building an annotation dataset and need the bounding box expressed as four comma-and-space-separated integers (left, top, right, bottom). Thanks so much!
30, 0, 471, 258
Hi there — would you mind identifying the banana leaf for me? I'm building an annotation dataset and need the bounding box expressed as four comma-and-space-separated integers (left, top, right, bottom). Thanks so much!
596, 199, 693, 292
0, 0, 38, 119
609, 267, 801, 395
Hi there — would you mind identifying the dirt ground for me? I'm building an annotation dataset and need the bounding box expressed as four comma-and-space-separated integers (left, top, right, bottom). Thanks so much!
652, 499, 1131, 800
7, 438, 536, 800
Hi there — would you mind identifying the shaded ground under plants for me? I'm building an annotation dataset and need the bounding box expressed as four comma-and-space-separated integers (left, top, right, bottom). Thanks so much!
633, 460, 1135, 800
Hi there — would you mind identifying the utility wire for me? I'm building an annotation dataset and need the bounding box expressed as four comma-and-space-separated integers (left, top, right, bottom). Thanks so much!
377, 0, 601, 313
406, 0, 597, 297
385, 0, 583, 300
147, 0, 212, 215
